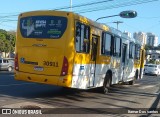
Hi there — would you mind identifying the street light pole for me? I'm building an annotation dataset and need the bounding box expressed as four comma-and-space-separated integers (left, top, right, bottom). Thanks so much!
96, 10, 137, 22
113, 21, 123, 30
96, 14, 119, 21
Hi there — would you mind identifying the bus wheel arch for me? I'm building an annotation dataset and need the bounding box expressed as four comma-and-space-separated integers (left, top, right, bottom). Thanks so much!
102, 70, 112, 94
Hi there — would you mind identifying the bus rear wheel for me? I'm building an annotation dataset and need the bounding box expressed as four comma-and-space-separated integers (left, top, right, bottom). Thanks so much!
128, 80, 135, 85
129, 71, 138, 85
103, 73, 111, 94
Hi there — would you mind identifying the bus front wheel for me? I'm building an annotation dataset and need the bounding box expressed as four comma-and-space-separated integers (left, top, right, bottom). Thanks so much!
103, 73, 111, 94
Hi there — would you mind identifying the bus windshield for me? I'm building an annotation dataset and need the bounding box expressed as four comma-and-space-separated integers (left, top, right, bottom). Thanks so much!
20, 16, 67, 39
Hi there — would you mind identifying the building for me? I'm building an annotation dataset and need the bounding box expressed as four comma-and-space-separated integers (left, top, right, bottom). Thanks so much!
146, 50, 160, 63
146, 33, 158, 47
0, 52, 15, 58
133, 32, 147, 45
123, 31, 132, 38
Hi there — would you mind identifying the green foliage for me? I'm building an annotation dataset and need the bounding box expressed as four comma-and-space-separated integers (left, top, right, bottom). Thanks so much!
156, 61, 160, 64
154, 46, 160, 50
145, 45, 160, 50
148, 59, 156, 64
148, 59, 160, 64
145, 45, 153, 50
0, 29, 16, 53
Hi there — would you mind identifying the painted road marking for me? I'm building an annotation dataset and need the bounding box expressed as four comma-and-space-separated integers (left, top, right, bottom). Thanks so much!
138, 85, 155, 89
2, 101, 55, 108
0, 83, 35, 87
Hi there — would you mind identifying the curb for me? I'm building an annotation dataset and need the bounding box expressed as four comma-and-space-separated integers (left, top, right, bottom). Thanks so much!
0, 72, 14, 75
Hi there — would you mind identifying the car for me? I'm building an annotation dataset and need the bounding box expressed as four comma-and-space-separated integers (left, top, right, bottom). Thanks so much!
0, 58, 14, 71
144, 64, 160, 76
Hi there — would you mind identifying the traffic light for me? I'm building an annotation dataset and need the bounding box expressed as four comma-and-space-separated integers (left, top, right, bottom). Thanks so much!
119, 10, 137, 18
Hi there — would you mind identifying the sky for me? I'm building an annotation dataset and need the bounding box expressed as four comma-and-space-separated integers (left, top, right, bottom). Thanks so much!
0, 0, 160, 43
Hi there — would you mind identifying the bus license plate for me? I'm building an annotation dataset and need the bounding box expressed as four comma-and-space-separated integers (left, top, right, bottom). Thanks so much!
34, 66, 44, 71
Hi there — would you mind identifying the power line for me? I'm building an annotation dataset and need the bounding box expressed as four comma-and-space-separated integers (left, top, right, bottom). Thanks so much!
0, 24, 16, 28
0, 0, 159, 29
123, 23, 140, 30
0, 14, 18, 19
0, 0, 158, 19
0, 0, 112, 20
123, 22, 160, 36
138, 16, 160, 19
76, 0, 159, 14
147, 22, 160, 29
78, 0, 159, 14
0, 20, 17, 25
0, 0, 112, 18
0, 12, 20, 15
53, 0, 113, 10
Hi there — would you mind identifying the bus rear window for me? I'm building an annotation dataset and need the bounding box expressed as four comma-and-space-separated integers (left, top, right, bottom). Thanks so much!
20, 16, 67, 39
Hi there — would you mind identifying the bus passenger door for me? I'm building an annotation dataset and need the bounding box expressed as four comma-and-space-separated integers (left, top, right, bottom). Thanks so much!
90, 35, 98, 87
120, 43, 127, 81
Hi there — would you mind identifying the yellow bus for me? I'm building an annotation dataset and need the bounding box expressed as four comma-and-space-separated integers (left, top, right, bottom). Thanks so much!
15, 10, 145, 94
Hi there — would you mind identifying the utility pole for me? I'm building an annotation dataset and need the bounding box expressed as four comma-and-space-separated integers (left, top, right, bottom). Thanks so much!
113, 21, 123, 30
70, 0, 72, 11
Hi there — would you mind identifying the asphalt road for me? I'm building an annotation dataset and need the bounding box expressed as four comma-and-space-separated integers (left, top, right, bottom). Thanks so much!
0, 71, 159, 117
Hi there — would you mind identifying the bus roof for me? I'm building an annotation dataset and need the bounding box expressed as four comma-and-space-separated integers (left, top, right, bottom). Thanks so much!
107, 26, 135, 42
19, 10, 135, 42
19, 10, 109, 32
73, 12, 109, 31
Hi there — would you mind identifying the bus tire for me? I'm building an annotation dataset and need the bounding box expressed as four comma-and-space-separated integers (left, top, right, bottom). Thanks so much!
128, 80, 135, 85
129, 71, 138, 85
103, 73, 111, 94
135, 70, 139, 80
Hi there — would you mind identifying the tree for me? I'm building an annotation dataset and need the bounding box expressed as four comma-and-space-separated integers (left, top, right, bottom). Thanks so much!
145, 45, 152, 50
149, 59, 156, 64
0, 29, 16, 57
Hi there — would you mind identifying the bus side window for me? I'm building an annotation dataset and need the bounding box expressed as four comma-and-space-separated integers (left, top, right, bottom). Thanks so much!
76, 23, 81, 52
135, 44, 140, 60
132, 44, 135, 59
75, 22, 90, 53
101, 32, 111, 55
113, 37, 121, 57
129, 42, 135, 59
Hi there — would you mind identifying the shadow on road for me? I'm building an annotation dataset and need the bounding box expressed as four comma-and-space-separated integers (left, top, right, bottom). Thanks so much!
0, 73, 159, 116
